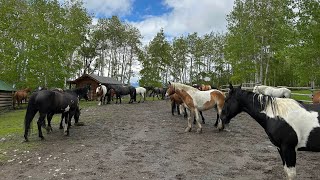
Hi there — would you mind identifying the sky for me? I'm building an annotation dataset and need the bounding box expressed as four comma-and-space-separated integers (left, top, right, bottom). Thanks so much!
62, 0, 235, 85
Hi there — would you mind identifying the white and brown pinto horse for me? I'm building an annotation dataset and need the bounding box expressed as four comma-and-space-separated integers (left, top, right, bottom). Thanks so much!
253, 85, 291, 98
166, 82, 225, 133
219, 84, 320, 180
96, 84, 107, 105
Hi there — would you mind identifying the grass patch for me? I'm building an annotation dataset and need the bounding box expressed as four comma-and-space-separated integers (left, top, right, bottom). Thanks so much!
0, 100, 97, 162
291, 90, 313, 103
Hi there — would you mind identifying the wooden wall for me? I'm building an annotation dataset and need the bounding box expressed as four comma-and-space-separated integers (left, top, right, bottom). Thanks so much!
74, 78, 99, 101
0, 91, 13, 110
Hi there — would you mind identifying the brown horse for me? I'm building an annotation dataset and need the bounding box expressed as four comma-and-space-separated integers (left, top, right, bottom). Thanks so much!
199, 84, 212, 91
165, 82, 225, 133
13, 88, 31, 109
313, 91, 320, 104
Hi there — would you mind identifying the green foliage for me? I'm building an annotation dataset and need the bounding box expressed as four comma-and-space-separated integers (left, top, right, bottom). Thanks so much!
0, 0, 91, 89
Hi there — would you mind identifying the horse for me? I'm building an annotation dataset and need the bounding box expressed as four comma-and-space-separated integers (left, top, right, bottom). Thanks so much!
169, 92, 206, 124
96, 84, 107, 105
165, 82, 225, 133
151, 87, 167, 100
13, 88, 31, 109
24, 90, 80, 141
107, 85, 136, 104
135, 87, 146, 103
253, 85, 291, 98
218, 83, 320, 180
199, 84, 212, 91
312, 91, 320, 104
64, 85, 90, 101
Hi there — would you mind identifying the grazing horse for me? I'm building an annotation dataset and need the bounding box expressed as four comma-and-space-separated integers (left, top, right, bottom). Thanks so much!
13, 88, 31, 109
96, 84, 107, 105
312, 91, 320, 104
219, 84, 320, 180
107, 85, 136, 104
253, 85, 291, 98
151, 87, 167, 100
135, 87, 146, 103
165, 82, 225, 133
24, 90, 80, 141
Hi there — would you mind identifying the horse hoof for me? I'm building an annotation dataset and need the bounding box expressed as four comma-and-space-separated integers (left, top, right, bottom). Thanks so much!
185, 127, 191, 132
196, 128, 202, 133
40, 136, 45, 140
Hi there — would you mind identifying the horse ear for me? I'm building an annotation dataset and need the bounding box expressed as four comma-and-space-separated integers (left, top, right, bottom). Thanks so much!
229, 83, 233, 90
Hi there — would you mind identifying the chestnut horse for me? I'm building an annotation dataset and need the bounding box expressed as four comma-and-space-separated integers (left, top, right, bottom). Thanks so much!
166, 82, 225, 133
13, 88, 31, 109
199, 84, 212, 91
313, 91, 320, 104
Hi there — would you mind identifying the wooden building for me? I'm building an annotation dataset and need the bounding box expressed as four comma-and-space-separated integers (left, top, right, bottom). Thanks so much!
67, 74, 123, 100
0, 80, 16, 110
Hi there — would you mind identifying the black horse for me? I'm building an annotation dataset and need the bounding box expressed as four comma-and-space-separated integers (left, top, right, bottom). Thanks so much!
64, 85, 90, 101
107, 85, 136, 104
150, 87, 167, 100
24, 90, 80, 141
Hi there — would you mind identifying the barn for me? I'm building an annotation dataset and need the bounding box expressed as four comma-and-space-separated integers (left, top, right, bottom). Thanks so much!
0, 80, 16, 110
67, 74, 123, 100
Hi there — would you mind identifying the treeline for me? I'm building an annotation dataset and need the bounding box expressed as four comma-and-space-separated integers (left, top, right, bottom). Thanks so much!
1, 0, 319, 89
139, 0, 320, 87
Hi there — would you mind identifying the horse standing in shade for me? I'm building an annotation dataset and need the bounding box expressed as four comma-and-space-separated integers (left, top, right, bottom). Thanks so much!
107, 85, 136, 104
166, 82, 225, 133
219, 84, 320, 180
135, 87, 146, 103
253, 85, 291, 98
24, 90, 80, 141
312, 91, 320, 104
96, 84, 107, 105
13, 88, 31, 109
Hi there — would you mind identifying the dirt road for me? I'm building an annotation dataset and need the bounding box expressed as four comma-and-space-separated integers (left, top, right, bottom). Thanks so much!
1, 100, 319, 179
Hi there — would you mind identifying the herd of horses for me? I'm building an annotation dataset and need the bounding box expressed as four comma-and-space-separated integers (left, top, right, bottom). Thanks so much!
15, 83, 320, 179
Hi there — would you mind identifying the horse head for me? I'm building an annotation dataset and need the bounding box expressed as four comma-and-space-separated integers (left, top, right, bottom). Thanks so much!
219, 83, 243, 130
165, 82, 176, 97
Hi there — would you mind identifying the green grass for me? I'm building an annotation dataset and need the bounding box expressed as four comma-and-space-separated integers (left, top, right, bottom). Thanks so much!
291, 90, 313, 103
0, 100, 97, 162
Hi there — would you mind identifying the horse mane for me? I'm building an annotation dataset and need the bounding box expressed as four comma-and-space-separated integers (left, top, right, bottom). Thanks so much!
171, 82, 198, 93
253, 92, 302, 119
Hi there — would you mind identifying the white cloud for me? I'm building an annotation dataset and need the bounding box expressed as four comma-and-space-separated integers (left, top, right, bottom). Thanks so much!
129, 0, 234, 44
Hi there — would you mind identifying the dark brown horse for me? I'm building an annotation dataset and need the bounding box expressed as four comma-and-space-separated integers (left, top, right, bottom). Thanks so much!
13, 88, 31, 109
313, 91, 320, 104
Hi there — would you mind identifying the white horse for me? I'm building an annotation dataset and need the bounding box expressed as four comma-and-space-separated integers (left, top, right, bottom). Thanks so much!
135, 87, 146, 103
96, 84, 107, 105
253, 85, 291, 98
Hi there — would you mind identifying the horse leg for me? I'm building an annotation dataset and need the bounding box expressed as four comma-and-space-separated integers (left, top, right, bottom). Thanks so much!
63, 112, 70, 136
24, 108, 38, 142
279, 145, 297, 180
37, 113, 46, 140
177, 103, 181, 115
194, 109, 202, 133
46, 113, 54, 133
185, 108, 192, 132
171, 101, 176, 115
60, 114, 64, 129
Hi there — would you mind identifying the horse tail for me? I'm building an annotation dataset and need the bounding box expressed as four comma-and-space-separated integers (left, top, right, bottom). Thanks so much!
24, 94, 38, 141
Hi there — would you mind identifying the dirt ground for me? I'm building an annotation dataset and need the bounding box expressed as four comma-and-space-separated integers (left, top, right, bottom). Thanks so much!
1, 100, 320, 180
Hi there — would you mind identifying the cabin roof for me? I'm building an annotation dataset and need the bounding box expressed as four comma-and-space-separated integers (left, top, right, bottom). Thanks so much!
0, 80, 16, 91
68, 74, 123, 85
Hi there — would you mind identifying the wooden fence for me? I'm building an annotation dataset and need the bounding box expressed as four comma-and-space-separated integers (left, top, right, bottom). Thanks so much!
221, 83, 315, 103
0, 91, 14, 110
